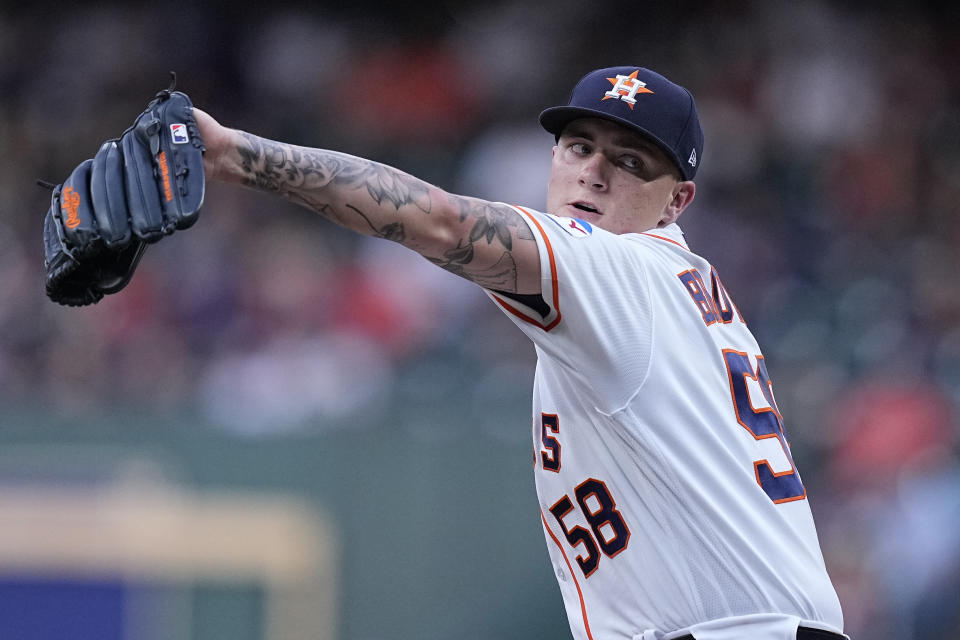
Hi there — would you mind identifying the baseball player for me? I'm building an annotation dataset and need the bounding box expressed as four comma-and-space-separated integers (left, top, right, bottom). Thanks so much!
44, 66, 846, 639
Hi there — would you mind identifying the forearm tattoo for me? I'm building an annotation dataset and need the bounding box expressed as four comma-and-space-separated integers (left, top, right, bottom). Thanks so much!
237, 132, 431, 213
234, 132, 535, 290
426, 198, 533, 289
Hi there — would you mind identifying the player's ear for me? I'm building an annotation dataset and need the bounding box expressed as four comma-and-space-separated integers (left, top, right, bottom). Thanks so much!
659, 181, 695, 227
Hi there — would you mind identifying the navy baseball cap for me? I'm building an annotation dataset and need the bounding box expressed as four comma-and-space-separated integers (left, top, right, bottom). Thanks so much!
540, 66, 704, 180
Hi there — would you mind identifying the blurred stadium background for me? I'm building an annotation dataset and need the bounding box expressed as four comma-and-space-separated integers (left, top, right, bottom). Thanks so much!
1, 1, 959, 638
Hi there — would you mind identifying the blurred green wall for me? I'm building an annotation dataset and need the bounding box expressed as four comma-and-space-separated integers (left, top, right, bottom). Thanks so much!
0, 402, 570, 640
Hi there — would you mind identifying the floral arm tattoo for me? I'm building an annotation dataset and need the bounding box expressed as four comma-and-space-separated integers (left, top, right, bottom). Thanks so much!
232, 132, 537, 292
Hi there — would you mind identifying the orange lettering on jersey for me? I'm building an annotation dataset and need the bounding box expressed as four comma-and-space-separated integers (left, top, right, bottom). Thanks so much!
158, 151, 174, 202
62, 186, 82, 229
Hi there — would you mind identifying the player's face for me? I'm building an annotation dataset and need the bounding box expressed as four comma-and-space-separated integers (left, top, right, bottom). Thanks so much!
546, 118, 695, 234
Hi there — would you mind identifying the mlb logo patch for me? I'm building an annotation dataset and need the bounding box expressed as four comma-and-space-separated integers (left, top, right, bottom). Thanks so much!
546, 214, 593, 238
170, 123, 189, 144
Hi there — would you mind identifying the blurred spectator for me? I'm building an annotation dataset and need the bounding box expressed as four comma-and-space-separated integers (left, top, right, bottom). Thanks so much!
821, 379, 960, 639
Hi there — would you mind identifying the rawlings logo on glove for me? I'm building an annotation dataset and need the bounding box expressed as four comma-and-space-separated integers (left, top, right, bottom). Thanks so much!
62, 186, 82, 229
40, 73, 205, 306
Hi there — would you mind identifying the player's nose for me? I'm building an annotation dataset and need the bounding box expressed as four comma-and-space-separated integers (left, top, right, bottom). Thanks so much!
577, 153, 609, 190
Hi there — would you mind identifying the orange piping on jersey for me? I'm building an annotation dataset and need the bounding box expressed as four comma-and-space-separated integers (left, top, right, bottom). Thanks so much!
492, 295, 561, 331
640, 231, 688, 250
540, 509, 595, 640
491, 205, 562, 331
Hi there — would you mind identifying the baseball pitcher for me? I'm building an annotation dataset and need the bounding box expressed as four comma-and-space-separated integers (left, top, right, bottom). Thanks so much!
41, 67, 845, 640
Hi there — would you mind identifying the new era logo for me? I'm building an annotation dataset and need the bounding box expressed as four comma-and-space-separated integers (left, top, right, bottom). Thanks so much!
170, 123, 189, 144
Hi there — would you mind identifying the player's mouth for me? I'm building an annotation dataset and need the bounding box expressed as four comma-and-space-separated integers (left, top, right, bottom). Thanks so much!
570, 201, 601, 215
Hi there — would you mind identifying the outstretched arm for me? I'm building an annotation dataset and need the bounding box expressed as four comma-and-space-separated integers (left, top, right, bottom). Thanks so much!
195, 109, 541, 295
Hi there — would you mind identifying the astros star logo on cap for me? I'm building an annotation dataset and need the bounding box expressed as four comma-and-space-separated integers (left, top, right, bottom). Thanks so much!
602, 70, 654, 109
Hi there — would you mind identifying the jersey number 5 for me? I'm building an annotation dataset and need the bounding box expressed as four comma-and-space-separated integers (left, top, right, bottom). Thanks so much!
723, 349, 806, 503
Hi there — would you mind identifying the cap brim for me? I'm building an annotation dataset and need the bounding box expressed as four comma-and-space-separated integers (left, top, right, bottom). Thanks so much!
539, 106, 687, 179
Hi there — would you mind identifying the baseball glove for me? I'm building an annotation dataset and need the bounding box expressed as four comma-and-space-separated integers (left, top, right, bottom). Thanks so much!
42, 75, 205, 306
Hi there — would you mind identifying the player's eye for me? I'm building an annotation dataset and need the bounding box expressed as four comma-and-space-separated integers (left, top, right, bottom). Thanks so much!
569, 142, 591, 155
619, 155, 643, 171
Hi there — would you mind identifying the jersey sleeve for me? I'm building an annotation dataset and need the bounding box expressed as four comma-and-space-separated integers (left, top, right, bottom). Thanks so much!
486, 205, 656, 413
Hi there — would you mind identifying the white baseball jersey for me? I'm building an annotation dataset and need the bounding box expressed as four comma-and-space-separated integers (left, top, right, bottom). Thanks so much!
486, 207, 845, 640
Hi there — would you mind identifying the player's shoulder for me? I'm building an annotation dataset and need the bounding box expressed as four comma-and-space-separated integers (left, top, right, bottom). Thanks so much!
623, 224, 715, 272
511, 207, 700, 269
506, 206, 602, 243
626, 224, 692, 252
538, 212, 599, 240
531, 210, 691, 254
